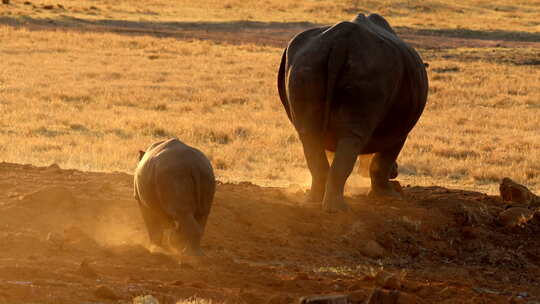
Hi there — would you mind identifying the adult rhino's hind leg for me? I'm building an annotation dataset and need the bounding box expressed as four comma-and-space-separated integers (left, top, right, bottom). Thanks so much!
300, 133, 330, 203
357, 154, 398, 179
323, 137, 363, 212
368, 140, 405, 198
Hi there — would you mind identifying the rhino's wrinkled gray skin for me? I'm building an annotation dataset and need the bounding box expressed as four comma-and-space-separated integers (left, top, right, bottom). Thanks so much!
278, 14, 428, 212
134, 138, 215, 255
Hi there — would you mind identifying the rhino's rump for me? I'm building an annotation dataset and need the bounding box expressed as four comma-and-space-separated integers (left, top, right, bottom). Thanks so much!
280, 15, 428, 151
134, 139, 215, 220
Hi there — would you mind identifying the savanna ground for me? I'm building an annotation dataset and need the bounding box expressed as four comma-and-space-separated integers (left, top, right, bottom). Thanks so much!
0, 0, 540, 303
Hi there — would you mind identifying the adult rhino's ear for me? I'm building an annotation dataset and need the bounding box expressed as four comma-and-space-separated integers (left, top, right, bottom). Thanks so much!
138, 150, 145, 161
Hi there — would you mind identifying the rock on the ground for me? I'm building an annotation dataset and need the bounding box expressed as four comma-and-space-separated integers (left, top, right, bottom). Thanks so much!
359, 240, 386, 258
500, 178, 539, 205
375, 271, 402, 290
498, 207, 535, 228
94, 285, 120, 300
2, 0, 10, 5
133, 295, 159, 304
390, 181, 403, 194
366, 288, 419, 304
299, 294, 350, 304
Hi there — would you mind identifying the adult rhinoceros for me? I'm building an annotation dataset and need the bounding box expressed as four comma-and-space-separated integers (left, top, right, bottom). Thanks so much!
277, 13, 428, 212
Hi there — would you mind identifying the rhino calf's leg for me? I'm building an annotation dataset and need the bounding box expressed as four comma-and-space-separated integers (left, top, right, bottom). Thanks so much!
300, 133, 330, 203
138, 204, 169, 247
323, 137, 363, 212
171, 214, 204, 256
369, 140, 405, 198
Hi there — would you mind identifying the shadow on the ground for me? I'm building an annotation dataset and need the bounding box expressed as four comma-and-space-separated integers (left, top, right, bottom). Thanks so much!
1, 15, 539, 49
0, 15, 320, 47
397, 26, 540, 43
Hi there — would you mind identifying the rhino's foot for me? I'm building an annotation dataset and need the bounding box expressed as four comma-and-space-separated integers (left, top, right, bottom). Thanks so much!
322, 196, 350, 213
368, 187, 403, 200
305, 189, 325, 203
369, 180, 404, 200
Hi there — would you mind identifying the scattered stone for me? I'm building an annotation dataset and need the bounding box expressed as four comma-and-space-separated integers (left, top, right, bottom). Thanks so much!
517, 292, 529, 298
23, 1, 32, 4
461, 226, 483, 240
348, 289, 369, 303
94, 285, 120, 300
45, 163, 61, 172
57, 3, 63, 9
441, 247, 458, 259
299, 294, 350, 304
365, 288, 419, 304
498, 207, 535, 228
133, 295, 159, 304
43, 4, 54, 9
2, 0, 10, 5
390, 180, 403, 194
509, 296, 526, 304
375, 271, 402, 290
366, 288, 398, 304
500, 178, 539, 205
359, 240, 386, 258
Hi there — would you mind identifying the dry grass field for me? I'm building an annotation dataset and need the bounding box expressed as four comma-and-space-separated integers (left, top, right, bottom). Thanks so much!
1, 0, 539, 194
1, 1, 540, 303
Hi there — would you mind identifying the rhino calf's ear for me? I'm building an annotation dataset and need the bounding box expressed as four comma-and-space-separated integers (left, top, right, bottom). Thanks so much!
138, 150, 145, 161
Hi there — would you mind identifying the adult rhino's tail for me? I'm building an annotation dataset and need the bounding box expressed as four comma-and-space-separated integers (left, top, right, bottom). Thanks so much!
277, 48, 293, 122
323, 38, 349, 133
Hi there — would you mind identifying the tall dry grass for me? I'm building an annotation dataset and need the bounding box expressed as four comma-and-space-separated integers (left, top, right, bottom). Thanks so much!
1, 0, 539, 33
0, 2, 539, 194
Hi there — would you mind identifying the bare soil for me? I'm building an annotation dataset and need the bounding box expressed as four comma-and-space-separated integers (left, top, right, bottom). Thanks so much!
1, 162, 540, 303
1, 11, 540, 303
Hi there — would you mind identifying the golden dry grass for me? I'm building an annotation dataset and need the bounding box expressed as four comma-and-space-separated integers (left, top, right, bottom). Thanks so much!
0, 1, 539, 194
1, 0, 539, 33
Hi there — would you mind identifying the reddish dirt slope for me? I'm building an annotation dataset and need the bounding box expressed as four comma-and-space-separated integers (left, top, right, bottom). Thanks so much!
1, 162, 540, 303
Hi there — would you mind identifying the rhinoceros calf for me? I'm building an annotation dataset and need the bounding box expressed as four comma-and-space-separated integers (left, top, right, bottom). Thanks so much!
278, 13, 428, 212
134, 138, 215, 256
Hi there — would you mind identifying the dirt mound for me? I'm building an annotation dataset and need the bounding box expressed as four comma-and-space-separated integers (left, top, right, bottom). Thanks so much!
0, 162, 539, 303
